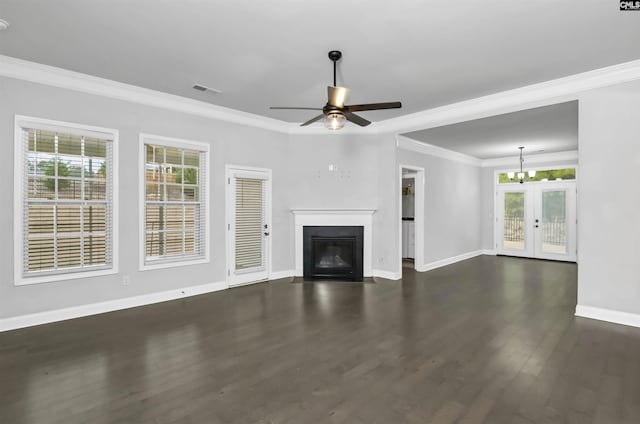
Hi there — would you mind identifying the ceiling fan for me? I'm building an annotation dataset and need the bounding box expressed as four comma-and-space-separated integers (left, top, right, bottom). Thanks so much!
270, 50, 402, 129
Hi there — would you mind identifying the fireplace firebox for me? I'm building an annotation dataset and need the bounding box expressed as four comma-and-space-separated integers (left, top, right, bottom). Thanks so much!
303, 226, 364, 281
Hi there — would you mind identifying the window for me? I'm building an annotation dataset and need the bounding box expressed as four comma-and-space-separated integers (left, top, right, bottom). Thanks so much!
497, 167, 576, 184
15, 116, 118, 284
140, 134, 209, 269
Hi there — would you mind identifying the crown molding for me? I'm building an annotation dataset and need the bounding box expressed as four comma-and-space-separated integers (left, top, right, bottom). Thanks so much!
3, 54, 640, 138
0, 54, 287, 133
481, 150, 578, 168
396, 135, 482, 166
377, 58, 640, 134
396, 135, 578, 168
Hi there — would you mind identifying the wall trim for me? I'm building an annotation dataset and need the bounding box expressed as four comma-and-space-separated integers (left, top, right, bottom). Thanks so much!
270, 270, 295, 280
575, 305, 640, 329
482, 249, 496, 255
416, 250, 485, 272
0, 280, 228, 332
481, 150, 579, 168
0, 54, 286, 133
3, 54, 640, 137
396, 135, 482, 166
378, 58, 640, 134
372, 269, 402, 280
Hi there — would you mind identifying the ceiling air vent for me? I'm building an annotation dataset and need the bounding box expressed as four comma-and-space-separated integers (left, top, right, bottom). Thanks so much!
192, 84, 222, 94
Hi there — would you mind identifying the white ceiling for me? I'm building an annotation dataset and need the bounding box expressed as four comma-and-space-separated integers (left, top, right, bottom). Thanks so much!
402, 101, 578, 159
0, 0, 639, 128
0, 2, 635, 160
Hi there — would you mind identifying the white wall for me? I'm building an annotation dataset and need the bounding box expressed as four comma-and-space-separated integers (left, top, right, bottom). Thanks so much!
577, 80, 640, 318
0, 77, 292, 319
396, 148, 483, 266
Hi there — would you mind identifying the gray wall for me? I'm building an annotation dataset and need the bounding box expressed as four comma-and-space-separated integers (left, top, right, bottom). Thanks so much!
577, 80, 640, 315
286, 132, 398, 272
396, 149, 483, 265
0, 77, 293, 318
0, 77, 401, 319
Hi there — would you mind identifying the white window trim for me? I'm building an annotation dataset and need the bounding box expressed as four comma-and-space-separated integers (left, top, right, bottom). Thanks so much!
138, 133, 210, 271
13, 115, 119, 285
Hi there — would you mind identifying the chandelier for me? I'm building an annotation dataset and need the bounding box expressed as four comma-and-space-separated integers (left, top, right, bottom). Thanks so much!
507, 147, 536, 184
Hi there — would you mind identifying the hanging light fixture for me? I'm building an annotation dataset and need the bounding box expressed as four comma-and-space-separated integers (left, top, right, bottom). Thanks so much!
324, 111, 346, 130
508, 147, 536, 184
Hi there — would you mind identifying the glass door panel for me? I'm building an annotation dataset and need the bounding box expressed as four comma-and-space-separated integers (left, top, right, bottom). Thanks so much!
503, 192, 525, 251
541, 190, 567, 255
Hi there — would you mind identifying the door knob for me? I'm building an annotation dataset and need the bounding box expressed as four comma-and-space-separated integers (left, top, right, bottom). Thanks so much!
264, 232, 270, 236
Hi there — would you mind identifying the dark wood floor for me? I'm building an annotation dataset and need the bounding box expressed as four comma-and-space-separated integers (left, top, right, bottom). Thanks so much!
2, 256, 640, 423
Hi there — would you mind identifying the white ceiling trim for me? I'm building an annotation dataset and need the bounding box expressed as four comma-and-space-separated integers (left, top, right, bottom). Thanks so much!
378, 58, 640, 134
2, 54, 640, 138
396, 135, 482, 166
0, 54, 287, 133
397, 134, 579, 168
480, 150, 578, 168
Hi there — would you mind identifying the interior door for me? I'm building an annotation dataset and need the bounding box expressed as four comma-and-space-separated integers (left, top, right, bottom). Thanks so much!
496, 182, 576, 262
227, 167, 271, 286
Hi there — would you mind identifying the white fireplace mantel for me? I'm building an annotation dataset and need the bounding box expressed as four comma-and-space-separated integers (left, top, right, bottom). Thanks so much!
291, 208, 375, 277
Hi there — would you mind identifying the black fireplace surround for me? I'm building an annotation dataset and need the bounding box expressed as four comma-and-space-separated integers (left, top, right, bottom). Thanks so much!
303, 226, 364, 281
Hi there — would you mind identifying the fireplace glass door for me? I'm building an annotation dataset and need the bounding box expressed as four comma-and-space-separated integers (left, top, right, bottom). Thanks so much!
312, 237, 355, 274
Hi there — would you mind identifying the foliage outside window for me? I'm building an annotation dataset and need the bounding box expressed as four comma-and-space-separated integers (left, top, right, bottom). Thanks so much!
143, 140, 207, 267
21, 127, 113, 279
498, 168, 576, 184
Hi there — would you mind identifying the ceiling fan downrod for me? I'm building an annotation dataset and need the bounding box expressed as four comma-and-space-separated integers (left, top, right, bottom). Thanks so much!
328, 50, 342, 87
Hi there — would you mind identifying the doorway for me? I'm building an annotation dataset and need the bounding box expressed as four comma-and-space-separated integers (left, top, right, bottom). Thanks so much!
226, 165, 272, 286
399, 165, 424, 276
496, 180, 576, 261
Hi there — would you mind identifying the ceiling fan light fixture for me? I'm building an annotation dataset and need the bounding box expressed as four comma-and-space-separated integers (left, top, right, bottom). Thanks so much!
324, 112, 346, 130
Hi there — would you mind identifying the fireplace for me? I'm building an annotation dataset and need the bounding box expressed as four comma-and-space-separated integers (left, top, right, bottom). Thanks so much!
303, 226, 364, 281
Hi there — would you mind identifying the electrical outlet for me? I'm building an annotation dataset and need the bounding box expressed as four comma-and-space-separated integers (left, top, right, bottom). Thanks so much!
122, 275, 130, 286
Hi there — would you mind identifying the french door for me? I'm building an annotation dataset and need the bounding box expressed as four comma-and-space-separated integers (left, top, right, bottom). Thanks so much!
226, 166, 271, 286
496, 182, 576, 261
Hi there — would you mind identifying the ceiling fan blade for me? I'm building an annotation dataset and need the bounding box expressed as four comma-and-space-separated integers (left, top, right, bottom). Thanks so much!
327, 86, 349, 108
300, 114, 326, 126
344, 102, 402, 112
344, 112, 371, 127
270, 107, 322, 110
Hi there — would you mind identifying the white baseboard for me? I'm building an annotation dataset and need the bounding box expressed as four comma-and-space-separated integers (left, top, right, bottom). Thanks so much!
270, 270, 295, 280
575, 305, 640, 328
372, 269, 402, 280
482, 249, 496, 255
416, 250, 484, 272
0, 280, 228, 333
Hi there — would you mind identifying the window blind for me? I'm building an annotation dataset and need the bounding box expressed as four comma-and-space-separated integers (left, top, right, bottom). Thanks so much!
235, 177, 265, 271
22, 128, 113, 276
144, 143, 207, 265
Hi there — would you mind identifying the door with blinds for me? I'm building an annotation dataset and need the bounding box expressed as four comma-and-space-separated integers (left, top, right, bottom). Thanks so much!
226, 166, 271, 287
